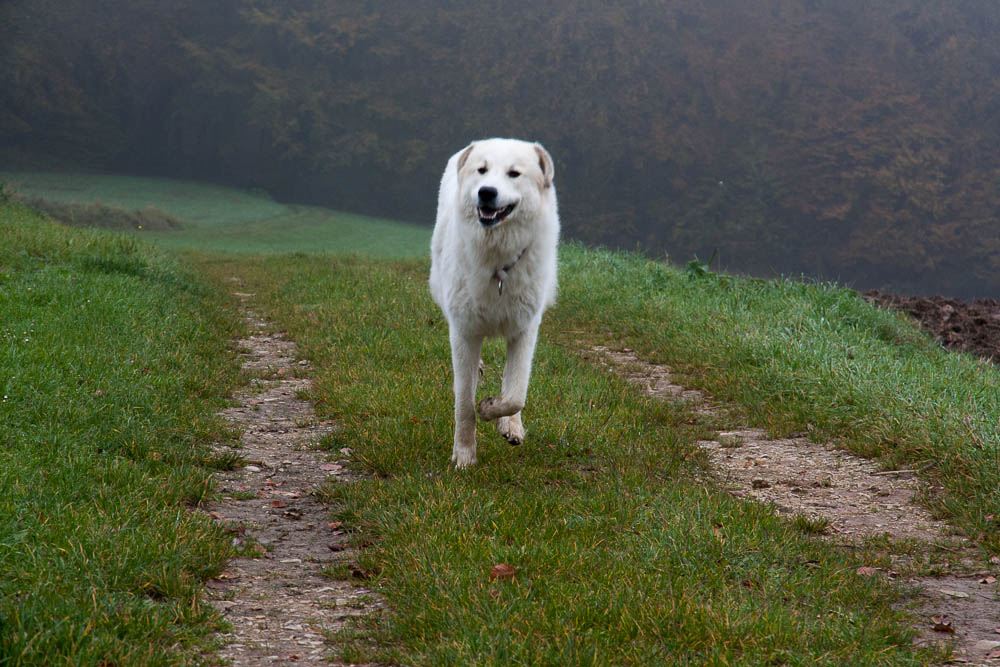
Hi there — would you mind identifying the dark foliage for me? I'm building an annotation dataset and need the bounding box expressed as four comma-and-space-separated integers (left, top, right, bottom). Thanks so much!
2, 1, 999, 296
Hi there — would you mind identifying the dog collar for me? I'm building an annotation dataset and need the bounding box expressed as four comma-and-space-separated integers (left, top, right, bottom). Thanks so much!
493, 246, 529, 296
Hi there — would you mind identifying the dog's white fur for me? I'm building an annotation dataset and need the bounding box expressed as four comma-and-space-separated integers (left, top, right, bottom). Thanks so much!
429, 138, 559, 468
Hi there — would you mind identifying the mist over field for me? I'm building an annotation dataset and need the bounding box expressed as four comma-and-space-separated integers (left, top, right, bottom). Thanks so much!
2, 1, 999, 297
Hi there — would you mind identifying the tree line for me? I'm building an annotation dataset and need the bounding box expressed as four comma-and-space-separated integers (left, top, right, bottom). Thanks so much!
2, 0, 999, 297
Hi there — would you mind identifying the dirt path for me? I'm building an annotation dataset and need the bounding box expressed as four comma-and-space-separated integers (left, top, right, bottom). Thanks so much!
202, 287, 380, 665
192, 288, 997, 663
594, 345, 1000, 665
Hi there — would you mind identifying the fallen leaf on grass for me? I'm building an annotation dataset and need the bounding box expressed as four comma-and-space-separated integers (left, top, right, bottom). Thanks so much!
489, 564, 516, 581
328, 521, 343, 530
931, 616, 954, 633
856, 566, 879, 577
990, 556, 1000, 565
270, 500, 287, 508
980, 576, 997, 584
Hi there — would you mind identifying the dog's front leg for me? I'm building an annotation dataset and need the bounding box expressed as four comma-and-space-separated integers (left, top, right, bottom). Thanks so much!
450, 330, 483, 468
478, 322, 539, 432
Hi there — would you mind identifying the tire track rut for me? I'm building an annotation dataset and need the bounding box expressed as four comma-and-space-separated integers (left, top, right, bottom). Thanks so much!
593, 344, 1000, 665
202, 287, 381, 665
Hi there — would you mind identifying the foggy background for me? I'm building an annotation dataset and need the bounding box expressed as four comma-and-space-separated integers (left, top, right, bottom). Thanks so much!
2, 1, 999, 298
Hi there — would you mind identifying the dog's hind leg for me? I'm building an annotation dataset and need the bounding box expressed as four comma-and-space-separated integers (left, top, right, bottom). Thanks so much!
478, 322, 539, 427
450, 330, 484, 468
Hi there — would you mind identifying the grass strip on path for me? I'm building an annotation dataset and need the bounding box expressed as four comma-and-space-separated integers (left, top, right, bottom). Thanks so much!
198, 251, 938, 665
0, 200, 242, 664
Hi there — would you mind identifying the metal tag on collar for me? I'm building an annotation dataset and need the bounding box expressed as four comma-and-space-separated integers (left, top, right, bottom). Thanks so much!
498, 278, 504, 296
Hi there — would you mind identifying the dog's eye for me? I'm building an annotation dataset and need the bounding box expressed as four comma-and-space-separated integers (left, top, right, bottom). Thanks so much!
477, 166, 488, 174
507, 170, 521, 178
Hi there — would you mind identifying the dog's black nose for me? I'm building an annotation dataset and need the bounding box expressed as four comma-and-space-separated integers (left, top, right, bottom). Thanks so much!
478, 186, 498, 203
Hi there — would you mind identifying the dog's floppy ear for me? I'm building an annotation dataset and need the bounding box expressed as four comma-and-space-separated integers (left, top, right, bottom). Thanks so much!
534, 143, 554, 188
456, 143, 476, 174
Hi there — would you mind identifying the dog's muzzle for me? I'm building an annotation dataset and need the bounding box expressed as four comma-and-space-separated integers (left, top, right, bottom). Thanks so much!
477, 186, 516, 227
478, 203, 516, 227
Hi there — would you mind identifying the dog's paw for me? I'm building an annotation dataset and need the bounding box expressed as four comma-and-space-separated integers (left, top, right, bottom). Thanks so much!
451, 447, 477, 469
477, 396, 523, 421
496, 415, 525, 446
477, 396, 499, 421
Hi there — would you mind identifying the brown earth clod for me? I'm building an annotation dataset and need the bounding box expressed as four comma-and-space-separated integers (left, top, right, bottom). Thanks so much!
864, 291, 1000, 365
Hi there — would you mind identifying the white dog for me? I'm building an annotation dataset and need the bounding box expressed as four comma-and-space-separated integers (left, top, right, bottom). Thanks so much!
429, 138, 559, 468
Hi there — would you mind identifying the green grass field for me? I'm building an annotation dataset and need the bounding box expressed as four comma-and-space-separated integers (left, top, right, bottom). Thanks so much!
4, 172, 998, 664
0, 171, 431, 256
0, 197, 243, 663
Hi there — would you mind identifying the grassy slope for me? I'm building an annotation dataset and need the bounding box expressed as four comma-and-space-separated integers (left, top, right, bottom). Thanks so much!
198, 251, 967, 665
0, 171, 431, 257
556, 250, 1000, 551
7, 172, 999, 663
0, 198, 242, 663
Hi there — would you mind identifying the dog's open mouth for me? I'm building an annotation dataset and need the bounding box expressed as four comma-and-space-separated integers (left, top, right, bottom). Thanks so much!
478, 203, 516, 227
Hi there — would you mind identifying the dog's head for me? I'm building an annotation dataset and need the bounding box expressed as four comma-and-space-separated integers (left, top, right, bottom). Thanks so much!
455, 138, 554, 228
